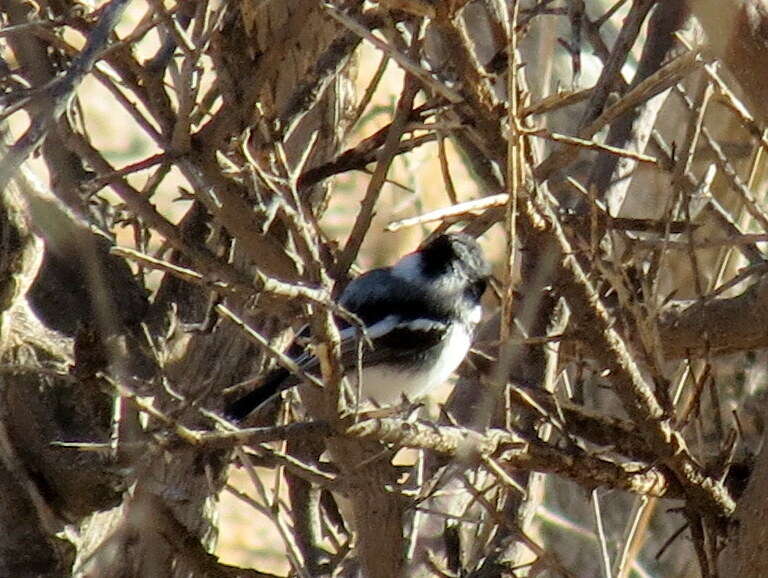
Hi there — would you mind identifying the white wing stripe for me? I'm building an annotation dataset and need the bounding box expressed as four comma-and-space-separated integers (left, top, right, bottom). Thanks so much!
338, 316, 449, 344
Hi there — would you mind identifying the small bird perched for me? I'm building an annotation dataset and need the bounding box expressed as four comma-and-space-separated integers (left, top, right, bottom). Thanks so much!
226, 233, 490, 421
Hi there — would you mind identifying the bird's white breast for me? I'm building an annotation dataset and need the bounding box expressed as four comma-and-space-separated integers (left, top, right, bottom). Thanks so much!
351, 322, 473, 406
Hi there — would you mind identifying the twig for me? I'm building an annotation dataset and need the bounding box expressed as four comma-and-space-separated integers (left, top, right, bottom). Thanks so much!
323, 3, 462, 104
579, 0, 655, 128
336, 45, 422, 275
503, 0, 523, 346
216, 304, 325, 391
70, 131, 350, 312
236, 449, 310, 577
589, 2, 690, 209
0, 0, 130, 192
634, 234, 768, 250
350, 52, 390, 129
280, 9, 388, 137
436, 129, 458, 204
197, 421, 333, 449
346, 418, 675, 498
677, 32, 768, 152
526, 187, 735, 519
591, 490, 612, 578
520, 87, 591, 118
533, 34, 700, 181
386, 194, 508, 231
0, 18, 61, 37
297, 106, 434, 190
110, 246, 227, 289
524, 126, 660, 165
86, 152, 169, 191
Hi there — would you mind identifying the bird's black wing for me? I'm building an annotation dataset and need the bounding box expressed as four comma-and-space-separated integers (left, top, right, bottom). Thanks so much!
225, 269, 451, 421
225, 366, 292, 421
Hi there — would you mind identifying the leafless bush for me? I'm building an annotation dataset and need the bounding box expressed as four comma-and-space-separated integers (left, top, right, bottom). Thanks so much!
1, 1, 768, 577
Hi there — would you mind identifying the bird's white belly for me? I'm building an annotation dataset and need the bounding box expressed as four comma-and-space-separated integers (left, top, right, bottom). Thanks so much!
352, 323, 472, 405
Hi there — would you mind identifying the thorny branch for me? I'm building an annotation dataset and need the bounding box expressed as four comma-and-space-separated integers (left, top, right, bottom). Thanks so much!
4, 0, 768, 576
0, 0, 130, 192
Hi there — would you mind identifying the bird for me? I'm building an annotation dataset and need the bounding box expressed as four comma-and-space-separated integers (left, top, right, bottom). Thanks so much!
225, 233, 490, 421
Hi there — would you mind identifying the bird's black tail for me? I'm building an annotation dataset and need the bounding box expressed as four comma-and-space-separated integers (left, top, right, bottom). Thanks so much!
224, 367, 290, 421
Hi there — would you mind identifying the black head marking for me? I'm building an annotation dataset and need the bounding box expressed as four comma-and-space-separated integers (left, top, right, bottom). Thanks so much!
419, 233, 490, 282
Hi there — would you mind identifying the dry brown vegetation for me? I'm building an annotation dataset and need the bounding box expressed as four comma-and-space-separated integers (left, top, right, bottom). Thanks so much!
3, 1, 768, 577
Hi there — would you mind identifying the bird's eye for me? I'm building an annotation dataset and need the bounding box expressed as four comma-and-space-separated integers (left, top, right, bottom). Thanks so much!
466, 278, 487, 301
